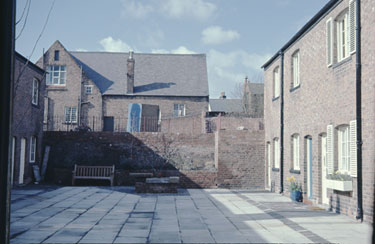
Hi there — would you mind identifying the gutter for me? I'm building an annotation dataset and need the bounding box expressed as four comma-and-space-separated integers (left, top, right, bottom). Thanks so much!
280, 51, 284, 194
355, 0, 363, 222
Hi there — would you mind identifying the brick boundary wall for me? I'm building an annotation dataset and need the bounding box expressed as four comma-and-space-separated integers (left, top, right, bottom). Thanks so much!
43, 130, 264, 189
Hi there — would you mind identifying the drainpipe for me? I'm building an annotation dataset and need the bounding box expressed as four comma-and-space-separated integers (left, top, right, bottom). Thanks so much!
280, 50, 284, 194
355, 0, 363, 222
78, 65, 82, 126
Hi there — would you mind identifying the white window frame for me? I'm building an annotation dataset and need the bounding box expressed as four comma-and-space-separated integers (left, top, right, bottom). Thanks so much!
292, 134, 300, 170
336, 10, 350, 62
173, 104, 185, 117
64, 106, 78, 123
85, 85, 93, 95
46, 65, 66, 85
274, 138, 280, 169
338, 125, 350, 173
32, 78, 39, 105
30, 136, 36, 163
292, 51, 300, 88
273, 66, 280, 98
326, 17, 333, 67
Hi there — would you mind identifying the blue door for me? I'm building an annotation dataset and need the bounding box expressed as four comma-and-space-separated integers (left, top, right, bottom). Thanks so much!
127, 104, 142, 132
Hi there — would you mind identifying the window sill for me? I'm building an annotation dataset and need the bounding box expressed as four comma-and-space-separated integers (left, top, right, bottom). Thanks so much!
332, 56, 352, 69
62, 122, 78, 125
272, 96, 280, 102
290, 84, 300, 93
47, 86, 67, 91
290, 169, 301, 174
272, 168, 280, 172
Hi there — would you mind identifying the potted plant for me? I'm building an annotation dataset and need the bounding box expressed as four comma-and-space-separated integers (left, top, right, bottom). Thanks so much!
326, 171, 353, 191
287, 176, 302, 202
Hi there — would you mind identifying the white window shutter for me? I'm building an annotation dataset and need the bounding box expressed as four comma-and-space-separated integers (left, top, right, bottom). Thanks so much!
350, 120, 357, 177
327, 125, 334, 174
326, 18, 333, 66
349, 0, 356, 54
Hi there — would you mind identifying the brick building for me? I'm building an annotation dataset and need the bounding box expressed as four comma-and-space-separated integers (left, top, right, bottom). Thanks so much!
37, 41, 209, 132
11, 52, 46, 186
262, 0, 374, 222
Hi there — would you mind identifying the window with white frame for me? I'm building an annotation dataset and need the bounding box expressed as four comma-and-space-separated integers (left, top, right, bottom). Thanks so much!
327, 1, 356, 66
173, 104, 185, 117
273, 66, 280, 98
32, 78, 39, 105
292, 134, 300, 170
336, 11, 350, 62
292, 51, 300, 88
46, 65, 66, 85
30, 136, 36, 163
85, 85, 93, 94
338, 125, 350, 173
274, 138, 280, 169
64, 106, 77, 123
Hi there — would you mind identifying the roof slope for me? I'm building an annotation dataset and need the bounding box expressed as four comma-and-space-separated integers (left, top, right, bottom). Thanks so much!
209, 99, 244, 113
70, 52, 209, 97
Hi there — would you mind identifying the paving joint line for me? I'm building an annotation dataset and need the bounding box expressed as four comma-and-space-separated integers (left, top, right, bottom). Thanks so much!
10, 187, 91, 240
74, 191, 126, 244
38, 187, 114, 244
112, 194, 141, 244
233, 191, 332, 244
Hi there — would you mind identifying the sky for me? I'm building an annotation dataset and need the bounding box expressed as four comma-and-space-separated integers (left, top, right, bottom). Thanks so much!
15, 0, 329, 98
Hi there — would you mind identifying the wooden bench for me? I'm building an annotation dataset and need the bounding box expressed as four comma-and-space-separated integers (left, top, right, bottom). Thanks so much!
72, 164, 115, 186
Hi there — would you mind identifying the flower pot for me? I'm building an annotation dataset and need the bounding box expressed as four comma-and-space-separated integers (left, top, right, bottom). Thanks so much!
326, 179, 352, 191
290, 190, 303, 202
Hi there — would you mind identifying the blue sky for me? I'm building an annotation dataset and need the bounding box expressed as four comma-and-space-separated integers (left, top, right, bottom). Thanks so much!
16, 0, 329, 98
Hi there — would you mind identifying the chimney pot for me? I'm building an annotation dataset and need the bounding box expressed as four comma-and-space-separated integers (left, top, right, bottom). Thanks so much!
220, 92, 226, 99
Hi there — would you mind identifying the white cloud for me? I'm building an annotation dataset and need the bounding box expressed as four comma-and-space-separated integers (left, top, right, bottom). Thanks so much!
151, 49, 170, 54
171, 46, 196, 54
202, 26, 240, 45
161, 0, 217, 20
121, 0, 154, 18
151, 46, 196, 54
99, 36, 134, 52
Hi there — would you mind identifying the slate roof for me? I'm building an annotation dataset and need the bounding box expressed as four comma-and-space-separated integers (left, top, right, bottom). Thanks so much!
209, 99, 244, 113
70, 51, 209, 97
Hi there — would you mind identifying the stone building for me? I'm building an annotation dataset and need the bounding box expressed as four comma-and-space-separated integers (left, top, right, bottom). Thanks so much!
243, 78, 264, 117
11, 52, 46, 186
37, 41, 209, 132
262, 0, 374, 222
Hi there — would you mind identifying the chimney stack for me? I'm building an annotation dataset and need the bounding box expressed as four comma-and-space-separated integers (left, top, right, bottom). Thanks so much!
127, 51, 135, 94
219, 92, 226, 99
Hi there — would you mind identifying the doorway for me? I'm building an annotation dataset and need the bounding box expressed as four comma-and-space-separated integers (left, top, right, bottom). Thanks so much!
306, 137, 313, 199
321, 135, 328, 204
19, 138, 26, 185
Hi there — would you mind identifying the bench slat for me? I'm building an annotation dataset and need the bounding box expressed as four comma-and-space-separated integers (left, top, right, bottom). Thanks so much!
72, 164, 115, 186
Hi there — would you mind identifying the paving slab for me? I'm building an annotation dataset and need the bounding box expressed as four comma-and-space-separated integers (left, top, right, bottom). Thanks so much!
9, 186, 372, 244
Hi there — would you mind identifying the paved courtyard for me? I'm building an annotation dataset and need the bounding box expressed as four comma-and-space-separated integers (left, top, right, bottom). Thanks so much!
10, 186, 372, 244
